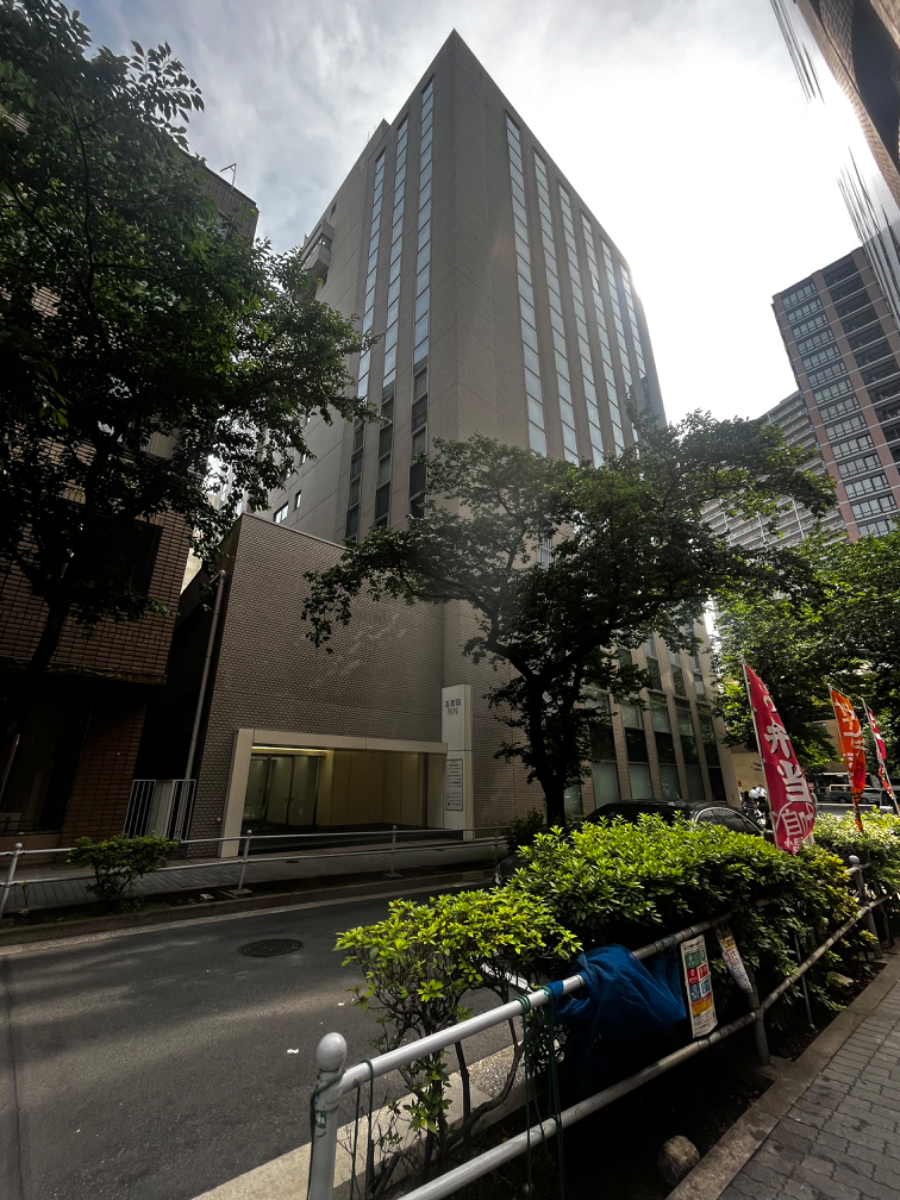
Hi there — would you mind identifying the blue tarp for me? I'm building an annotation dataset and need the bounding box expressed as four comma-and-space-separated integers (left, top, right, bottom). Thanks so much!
547, 945, 687, 1095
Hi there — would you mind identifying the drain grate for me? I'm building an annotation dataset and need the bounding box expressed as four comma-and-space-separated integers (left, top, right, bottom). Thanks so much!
240, 939, 303, 958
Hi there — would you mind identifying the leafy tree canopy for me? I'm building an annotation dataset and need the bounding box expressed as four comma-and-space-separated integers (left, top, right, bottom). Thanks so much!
303, 412, 834, 824
716, 527, 900, 773
0, 0, 372, 728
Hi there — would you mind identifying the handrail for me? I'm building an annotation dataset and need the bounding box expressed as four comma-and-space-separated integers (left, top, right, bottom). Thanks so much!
307, 864, 891, 1200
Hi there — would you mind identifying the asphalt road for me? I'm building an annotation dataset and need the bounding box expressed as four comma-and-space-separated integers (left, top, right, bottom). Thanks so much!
0, 886, 506, 1200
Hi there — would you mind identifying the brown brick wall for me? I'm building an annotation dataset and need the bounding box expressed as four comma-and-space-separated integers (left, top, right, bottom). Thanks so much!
0, 508, 189, 681
61, 697, 148, 842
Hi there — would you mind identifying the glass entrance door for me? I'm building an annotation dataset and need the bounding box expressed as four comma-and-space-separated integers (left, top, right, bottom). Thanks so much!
243, 754, 321, 832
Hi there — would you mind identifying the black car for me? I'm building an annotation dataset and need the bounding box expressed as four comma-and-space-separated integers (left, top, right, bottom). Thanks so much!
493, 800, 762, 885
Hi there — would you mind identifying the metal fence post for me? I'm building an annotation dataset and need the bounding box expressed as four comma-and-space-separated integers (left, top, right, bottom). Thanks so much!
385, 824, 400, 880
744, 963, 770, 1066
238, 830, 252, 892
0, 843, 22, 922
308, 1032, 347, 1200
849, 856, 882, 957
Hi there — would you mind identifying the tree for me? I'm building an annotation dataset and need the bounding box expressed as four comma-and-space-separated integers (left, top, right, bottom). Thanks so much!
716, 527, 900, 774
0, 2, 373, 759
302, 413, 834, 825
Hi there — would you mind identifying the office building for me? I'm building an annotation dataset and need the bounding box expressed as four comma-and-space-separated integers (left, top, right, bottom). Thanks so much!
771, 0, 900, 325
774, 248, 900, 537
153, 33, 737, 853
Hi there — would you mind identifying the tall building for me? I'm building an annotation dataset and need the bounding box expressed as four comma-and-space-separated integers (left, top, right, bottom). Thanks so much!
704, 390, 846, 550
265, 31, 664, 540
771, 0, 900, 325
154, 33, 737, 852
773, 247, 900, 537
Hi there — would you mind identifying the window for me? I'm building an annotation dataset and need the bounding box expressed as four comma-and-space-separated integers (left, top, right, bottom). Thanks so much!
818, 394, 860, 423
851, 495, 897, 520
838, 452, 881, 479
559, 184, 604, 464
293, 491, 302, 510
825, 413, 866, 440
374, 389, 394, 528
413, 83, 433, 369
675, 701, 698, 764
533, 155, 578, 464
782, 280, 816, 310
651, 696, 676, 765
273, 504, 288, 524
345, 416, 366, 540
380, 117, 409, 391
409, 368, 428, 517
582, 214, 625, 452
832, 432, 874, 459
844, 472, 888, 499
858, 516, 897, 535
507, 117, 546, 456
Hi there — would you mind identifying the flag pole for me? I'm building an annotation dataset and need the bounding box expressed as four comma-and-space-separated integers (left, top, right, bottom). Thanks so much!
741, 657, 768, 832
861, 695, 900, 818
829, 682, 864, 833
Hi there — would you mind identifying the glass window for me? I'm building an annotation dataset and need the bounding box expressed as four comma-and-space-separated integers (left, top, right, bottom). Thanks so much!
629, 763, 653, 800
592, 761, 620, 805
659, 764, 681, 800
273, 504, 288, 524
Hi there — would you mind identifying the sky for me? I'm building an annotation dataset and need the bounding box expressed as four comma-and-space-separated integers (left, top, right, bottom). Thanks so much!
80, 0, 860, 423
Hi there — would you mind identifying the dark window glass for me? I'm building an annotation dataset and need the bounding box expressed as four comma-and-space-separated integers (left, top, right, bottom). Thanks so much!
379, 425, 393, 457
345, 506, 359, 539
349, 450, 363, 481
655, 731, 677, 764
412, 397, 428, 430
374, 483, 391, 522
589, 724, 616, 762
647, 658, 662, 691
624, 727, 649, 763
409, 460, 426, 498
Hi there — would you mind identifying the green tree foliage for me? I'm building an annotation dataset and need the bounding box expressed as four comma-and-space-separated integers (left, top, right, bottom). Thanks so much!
508, 816, 868, 1020
337, 889, 579, 1182
0, 1, 373, 740
303, 414, 833, 824
67, 833, 177, 907
716, 529, 900, 773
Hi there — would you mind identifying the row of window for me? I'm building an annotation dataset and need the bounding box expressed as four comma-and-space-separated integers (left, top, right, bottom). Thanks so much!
838, 450, 882, 479
559, 185, 605, 465
582, 216, 626, 451
507, 115, 547, 456
533, 153, 578, 463
782, 279, 818, 311
844, 471, 888, 499
800, 341, 841, 372
824, 411, 867, 441
408, 80, 434, 520
818, 393, 860, 424
851, 493, 897, 520
619, 267, 648, 408
859, 515, 898, 536
795, 326, 835, 356
602, 239, 634, 412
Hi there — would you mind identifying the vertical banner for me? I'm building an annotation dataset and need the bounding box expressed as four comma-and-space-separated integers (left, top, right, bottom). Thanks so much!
864, 703, 898, 814
681, 934, 717, 1036
744, 663, 816, 854
831, 688, 867, 829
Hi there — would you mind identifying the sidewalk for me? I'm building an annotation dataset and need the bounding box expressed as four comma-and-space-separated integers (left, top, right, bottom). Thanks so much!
672, 946, 900, 1200
2, 836, 499, 912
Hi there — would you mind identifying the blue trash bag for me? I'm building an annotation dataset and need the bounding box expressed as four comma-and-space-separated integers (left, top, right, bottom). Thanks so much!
547, 945, 686, 1096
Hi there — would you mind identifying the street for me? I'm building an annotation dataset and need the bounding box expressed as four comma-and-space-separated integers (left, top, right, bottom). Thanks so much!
0, 885, 504, 1200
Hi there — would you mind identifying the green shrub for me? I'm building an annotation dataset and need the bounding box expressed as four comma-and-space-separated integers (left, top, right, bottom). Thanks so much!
67, 835, 177, 908
502, 809, 546, 855
507, 815, 866, 1019
337, 888, 579, 1182
814, 811, 900, 893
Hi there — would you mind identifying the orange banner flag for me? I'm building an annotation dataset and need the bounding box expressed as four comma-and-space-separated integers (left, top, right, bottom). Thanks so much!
831, 688, 867, 827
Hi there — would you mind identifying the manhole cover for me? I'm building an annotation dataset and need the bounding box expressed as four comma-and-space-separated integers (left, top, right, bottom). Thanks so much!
240, 939, 303, 958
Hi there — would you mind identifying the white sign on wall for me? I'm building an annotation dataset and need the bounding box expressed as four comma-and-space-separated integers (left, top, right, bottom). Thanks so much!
445, 756, 465, 811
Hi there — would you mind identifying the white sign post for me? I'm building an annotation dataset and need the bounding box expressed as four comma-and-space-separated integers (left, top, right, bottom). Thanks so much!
442, 684, 473, 834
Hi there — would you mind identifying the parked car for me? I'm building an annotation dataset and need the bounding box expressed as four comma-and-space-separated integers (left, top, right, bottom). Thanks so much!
493, 800, 761, 885
815, 786, 895, 816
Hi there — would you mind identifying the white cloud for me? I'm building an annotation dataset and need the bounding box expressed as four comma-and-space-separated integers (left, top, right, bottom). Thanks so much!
81, 0, 858, 422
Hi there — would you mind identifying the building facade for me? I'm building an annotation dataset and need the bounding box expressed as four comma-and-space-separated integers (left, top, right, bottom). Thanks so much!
771, 0, 900, 326
774, 247, 900, 537
162, 33, 738, 851
0, 166, 258, 852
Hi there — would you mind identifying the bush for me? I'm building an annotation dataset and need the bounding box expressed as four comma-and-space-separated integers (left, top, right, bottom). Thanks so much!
814, 811, 900, 894
506, 815, 866, 1019
67, 835, 177, 908
502, 809, 546, 855
337, 888, 579, 1182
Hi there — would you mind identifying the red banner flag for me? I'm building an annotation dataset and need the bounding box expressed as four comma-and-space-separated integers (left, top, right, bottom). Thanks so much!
744, 663, 816, 854
830, 688, 867, 797
864, 704, 897, 809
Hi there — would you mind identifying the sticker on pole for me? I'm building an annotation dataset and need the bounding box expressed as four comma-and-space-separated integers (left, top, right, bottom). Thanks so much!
715, 924, 752, 992
681, 934, 717, 1036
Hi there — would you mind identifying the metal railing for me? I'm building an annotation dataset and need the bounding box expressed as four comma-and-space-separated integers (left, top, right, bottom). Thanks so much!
306, 857, 891, 1200
0, 824, 506, 920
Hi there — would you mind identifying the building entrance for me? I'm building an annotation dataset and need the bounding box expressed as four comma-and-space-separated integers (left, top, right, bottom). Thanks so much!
243, 753, 321, 832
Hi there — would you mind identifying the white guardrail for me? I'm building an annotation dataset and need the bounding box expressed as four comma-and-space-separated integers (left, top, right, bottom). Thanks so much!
306, 857, 891, 1200
0, 825, 506, 920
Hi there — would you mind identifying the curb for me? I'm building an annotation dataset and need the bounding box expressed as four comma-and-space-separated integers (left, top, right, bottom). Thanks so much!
0, 866, 493, 950
668, 943, 900, 1200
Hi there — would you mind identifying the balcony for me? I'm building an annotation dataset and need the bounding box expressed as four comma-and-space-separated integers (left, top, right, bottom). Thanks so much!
300, 221, 334, 282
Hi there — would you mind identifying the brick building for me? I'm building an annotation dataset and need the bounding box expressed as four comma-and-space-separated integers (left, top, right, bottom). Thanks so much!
0, 166, 257, 852
158, 33, 738, 854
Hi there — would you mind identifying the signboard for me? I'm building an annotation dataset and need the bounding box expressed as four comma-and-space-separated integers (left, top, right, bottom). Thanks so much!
445, 757, 464, 811
681, 934, 717, 1036
715, 924, 752, 992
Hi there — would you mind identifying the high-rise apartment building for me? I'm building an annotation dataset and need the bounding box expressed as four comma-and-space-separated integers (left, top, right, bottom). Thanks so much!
773, 247, 900, 537
704, 390, 846, 550
771, 0, 900, 325
157, 33, 737, 851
